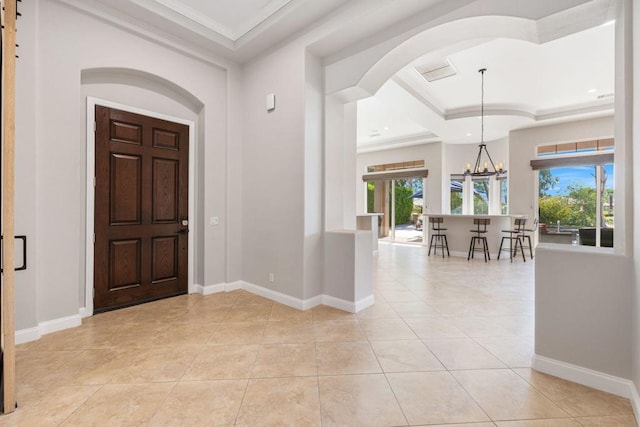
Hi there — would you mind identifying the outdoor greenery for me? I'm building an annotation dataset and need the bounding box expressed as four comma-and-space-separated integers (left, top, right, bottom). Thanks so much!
394, 184, 414, 224
451, 192, 462, 213
538, 166, 614, 229
448, 179, 507, 214
539, 169, 559, 197
474, 180, 489, 215
450, 179, 463, 214
366, 180, 418, 225
539, 185, 596, 227
501, 179, 508, 214
367, 183, 374, 213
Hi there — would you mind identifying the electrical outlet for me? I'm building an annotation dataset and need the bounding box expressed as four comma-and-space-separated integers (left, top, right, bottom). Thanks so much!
268, 273, 274, 283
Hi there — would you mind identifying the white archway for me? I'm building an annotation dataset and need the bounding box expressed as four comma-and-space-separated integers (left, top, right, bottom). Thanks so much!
322, 4, 613, 230
81, 67, 203, 315
326, 15, 539, 102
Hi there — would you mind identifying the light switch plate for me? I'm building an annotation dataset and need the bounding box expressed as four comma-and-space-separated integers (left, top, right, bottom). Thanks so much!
210, 216, 219, 226
266, 93, 275, 111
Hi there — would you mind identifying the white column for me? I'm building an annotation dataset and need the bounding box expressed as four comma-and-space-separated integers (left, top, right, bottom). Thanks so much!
463, 176, 473, 214
422, 177, 428, 244
488, 176, 500, 215
390, 180, 396, 241
595, 165, 602, 247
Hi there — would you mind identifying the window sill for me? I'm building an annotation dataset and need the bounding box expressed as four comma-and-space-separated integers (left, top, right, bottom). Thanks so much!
536, 242, 617, 256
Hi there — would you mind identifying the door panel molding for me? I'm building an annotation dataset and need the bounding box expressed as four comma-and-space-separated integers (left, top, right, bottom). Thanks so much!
152, 158, 179, 224
85, 97, 196, 317
94, 105, 188, 310
109, 153, 142, 225
109, 238, 142, 291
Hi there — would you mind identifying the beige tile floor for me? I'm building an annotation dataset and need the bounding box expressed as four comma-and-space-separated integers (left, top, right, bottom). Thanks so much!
3, 243, 637, 426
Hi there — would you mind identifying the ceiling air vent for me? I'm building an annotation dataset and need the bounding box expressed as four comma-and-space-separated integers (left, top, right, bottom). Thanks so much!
597, 93, 614, 100
415, 60, 457, 82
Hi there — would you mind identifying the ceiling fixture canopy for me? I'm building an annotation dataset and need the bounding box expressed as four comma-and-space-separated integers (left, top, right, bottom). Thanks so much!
464, 68, 507, 177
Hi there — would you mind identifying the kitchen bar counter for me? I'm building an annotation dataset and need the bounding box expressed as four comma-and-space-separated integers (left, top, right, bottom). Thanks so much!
424, 214, 525, 258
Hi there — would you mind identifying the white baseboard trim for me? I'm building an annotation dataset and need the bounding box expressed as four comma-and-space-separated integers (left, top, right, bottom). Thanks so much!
241, 281, 375, 314
225, 281, 243, 291
193, 280, 374, 314
15, 314, 82, 345
241, 281, 307, 310
532, 354, 637, 400
302, 295, 323, 311
15, 327, 40, 345
320, 294, 372, 313
16, 282, 374, 345
245, 283, 375, 314
630, 383, 640, 426
193, 282, 226, 296
320, 294, 355, 312
39, 314, 82, 335
354, 294, 375, 312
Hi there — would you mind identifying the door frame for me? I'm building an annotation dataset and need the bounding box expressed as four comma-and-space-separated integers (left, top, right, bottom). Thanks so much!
84, 96, 196, 317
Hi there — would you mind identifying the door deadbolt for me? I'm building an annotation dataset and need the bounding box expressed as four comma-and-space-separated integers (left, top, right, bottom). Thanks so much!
181, 218, 189, 227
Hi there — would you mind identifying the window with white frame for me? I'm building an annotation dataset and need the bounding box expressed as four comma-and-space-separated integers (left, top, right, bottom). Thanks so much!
531, 139, 614, 248
449, 175, 506, 215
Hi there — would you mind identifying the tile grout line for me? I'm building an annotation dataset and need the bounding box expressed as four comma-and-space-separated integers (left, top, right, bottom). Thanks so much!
362, 311, 411, 427
145, 381, 180, 426
230, 319, 264, 426
56, 383, 106, 427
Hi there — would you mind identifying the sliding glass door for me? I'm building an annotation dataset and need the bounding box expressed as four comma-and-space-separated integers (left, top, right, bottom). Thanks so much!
366, 178, 425, 244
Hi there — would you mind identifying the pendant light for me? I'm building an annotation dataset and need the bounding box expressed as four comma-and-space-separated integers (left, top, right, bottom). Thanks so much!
464, 68, 506, 177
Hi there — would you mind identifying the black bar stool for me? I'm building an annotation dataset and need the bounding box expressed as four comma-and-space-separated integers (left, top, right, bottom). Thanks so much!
498, 217, 526, 262
428, 216, 449, 258
519, 218, 537, 259
468, 218, 491, 262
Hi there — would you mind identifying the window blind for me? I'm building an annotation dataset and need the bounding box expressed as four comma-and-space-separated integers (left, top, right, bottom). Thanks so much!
362, 168, 428, 182
530, 153, 613, 170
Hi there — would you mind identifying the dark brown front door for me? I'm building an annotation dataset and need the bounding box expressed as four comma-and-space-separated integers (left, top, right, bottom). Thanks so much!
94, 106, 189, 312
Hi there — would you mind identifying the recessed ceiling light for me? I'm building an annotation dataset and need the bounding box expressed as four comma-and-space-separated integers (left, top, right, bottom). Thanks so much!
601, 20, 615, 27
383, 126, 389, 130
588, 88, 597, 93
466, 133, 472, 137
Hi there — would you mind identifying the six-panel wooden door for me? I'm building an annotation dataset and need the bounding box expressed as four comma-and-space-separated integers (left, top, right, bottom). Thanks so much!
94, 106, 189, 312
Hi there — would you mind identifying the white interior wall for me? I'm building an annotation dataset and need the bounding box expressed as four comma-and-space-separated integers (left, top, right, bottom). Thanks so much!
630, 0, 640, 406
325, 97, 356, 230
241, 41, 306, 298
356, 142, 443, 215
14, 0, 37, 331
535, 247, 633, 380
22, 0, 232, 327
226, 65, 244, 284
342, 103, 358, 230
303, 52, 324, 299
